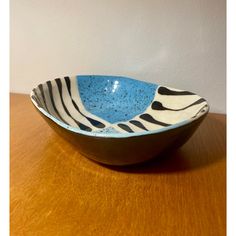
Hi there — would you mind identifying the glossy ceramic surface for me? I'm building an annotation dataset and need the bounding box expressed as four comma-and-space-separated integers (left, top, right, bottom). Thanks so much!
30, 75, 209, 165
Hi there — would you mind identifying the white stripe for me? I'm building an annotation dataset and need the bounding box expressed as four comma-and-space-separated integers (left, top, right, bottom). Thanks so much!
111, 124, 130, 133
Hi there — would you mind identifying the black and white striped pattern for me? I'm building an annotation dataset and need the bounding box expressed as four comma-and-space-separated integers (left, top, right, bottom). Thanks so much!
31, 77, 209, 134
31, 76, 110, 132
112, 86, 208, 133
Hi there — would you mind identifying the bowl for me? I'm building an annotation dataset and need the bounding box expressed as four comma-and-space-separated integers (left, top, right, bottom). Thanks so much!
30, 75, 209, 165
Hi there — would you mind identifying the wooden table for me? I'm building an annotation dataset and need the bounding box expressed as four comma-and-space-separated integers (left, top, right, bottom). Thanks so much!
10, 93, 226, 236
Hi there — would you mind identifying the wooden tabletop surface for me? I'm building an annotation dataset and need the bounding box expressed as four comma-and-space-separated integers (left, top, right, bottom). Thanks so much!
10, 93, 226, 236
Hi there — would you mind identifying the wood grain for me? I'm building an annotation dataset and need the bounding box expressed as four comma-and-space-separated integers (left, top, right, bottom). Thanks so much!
10, 93, 226, 236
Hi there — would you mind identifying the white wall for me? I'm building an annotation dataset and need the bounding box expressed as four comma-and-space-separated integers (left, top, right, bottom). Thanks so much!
10, 0, 226, 113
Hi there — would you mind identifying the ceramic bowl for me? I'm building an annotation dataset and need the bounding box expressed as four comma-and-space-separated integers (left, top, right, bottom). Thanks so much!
30, 75, 209, 165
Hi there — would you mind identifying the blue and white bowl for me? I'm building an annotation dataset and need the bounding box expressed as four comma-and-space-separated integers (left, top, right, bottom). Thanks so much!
30, 75, 209, 165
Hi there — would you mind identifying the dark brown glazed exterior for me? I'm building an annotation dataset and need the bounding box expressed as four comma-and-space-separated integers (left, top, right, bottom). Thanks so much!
38, 110, 207, 165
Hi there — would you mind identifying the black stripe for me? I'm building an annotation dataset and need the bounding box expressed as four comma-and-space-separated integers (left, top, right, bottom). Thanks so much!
31, 94, 41, 107
192, 104, 208, 118
55, 78, 92, 131
46, 81, 70, 126
129, 120, 148, 131
118, 123, 134, 133
64, 77, 105, 128
38, 84, 49, 113
33, 88, 49, 112
151, 98, 206, 111
32, 89, 43, 108
158, 86, 195, 96
139, 114, 171, 127
64, 76, 71, 96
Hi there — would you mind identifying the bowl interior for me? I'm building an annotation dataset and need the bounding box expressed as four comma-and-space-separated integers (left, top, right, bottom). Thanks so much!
76, 75, 157, 123
31, 75, 209, 135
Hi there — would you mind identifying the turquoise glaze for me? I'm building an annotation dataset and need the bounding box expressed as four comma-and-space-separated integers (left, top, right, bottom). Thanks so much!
77, 75, 157, 123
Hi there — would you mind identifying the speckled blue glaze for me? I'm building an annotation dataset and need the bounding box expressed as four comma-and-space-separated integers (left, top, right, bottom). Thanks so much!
76, 75, 158, 123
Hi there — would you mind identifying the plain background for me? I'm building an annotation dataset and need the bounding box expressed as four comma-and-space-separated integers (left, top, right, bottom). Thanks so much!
10, 0, 226, 113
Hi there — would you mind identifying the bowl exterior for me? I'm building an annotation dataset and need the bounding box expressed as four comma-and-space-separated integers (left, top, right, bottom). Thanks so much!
37, 108, 207, 165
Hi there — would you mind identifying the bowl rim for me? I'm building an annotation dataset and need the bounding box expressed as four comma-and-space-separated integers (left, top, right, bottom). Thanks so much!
30, 75, 210, 139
